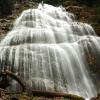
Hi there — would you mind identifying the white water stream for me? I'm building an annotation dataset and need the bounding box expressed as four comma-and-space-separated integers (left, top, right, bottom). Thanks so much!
0, 4, 99, 98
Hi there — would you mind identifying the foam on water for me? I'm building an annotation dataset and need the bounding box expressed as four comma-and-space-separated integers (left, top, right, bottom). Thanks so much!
0, 3, 99, 98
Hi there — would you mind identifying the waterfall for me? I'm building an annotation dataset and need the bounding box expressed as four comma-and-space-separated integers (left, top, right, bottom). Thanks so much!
0, 3, 99, 98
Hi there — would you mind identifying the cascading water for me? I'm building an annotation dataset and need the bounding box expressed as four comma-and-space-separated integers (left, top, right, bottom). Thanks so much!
0, 3, 99, 99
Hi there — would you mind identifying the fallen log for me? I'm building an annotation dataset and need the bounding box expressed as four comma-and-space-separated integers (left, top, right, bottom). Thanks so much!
0, 70, 26, 92
32, 90, 85, 100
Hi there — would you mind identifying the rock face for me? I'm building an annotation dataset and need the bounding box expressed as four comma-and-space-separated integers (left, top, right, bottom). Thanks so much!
0, 16, 15, 41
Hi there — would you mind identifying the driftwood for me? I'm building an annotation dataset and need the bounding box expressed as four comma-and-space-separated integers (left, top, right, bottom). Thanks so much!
0, 70, 26, 92
32, 90, 85, 100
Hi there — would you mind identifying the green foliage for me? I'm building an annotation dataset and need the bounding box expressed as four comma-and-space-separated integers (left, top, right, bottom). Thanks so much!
0, 0, 14, 17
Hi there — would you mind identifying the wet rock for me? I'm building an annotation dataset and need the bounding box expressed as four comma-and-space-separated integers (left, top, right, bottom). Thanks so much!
63, 1, 78, 6
7, 15, 16, 20
0, 19, 9, 23
0, 88, 10, 100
